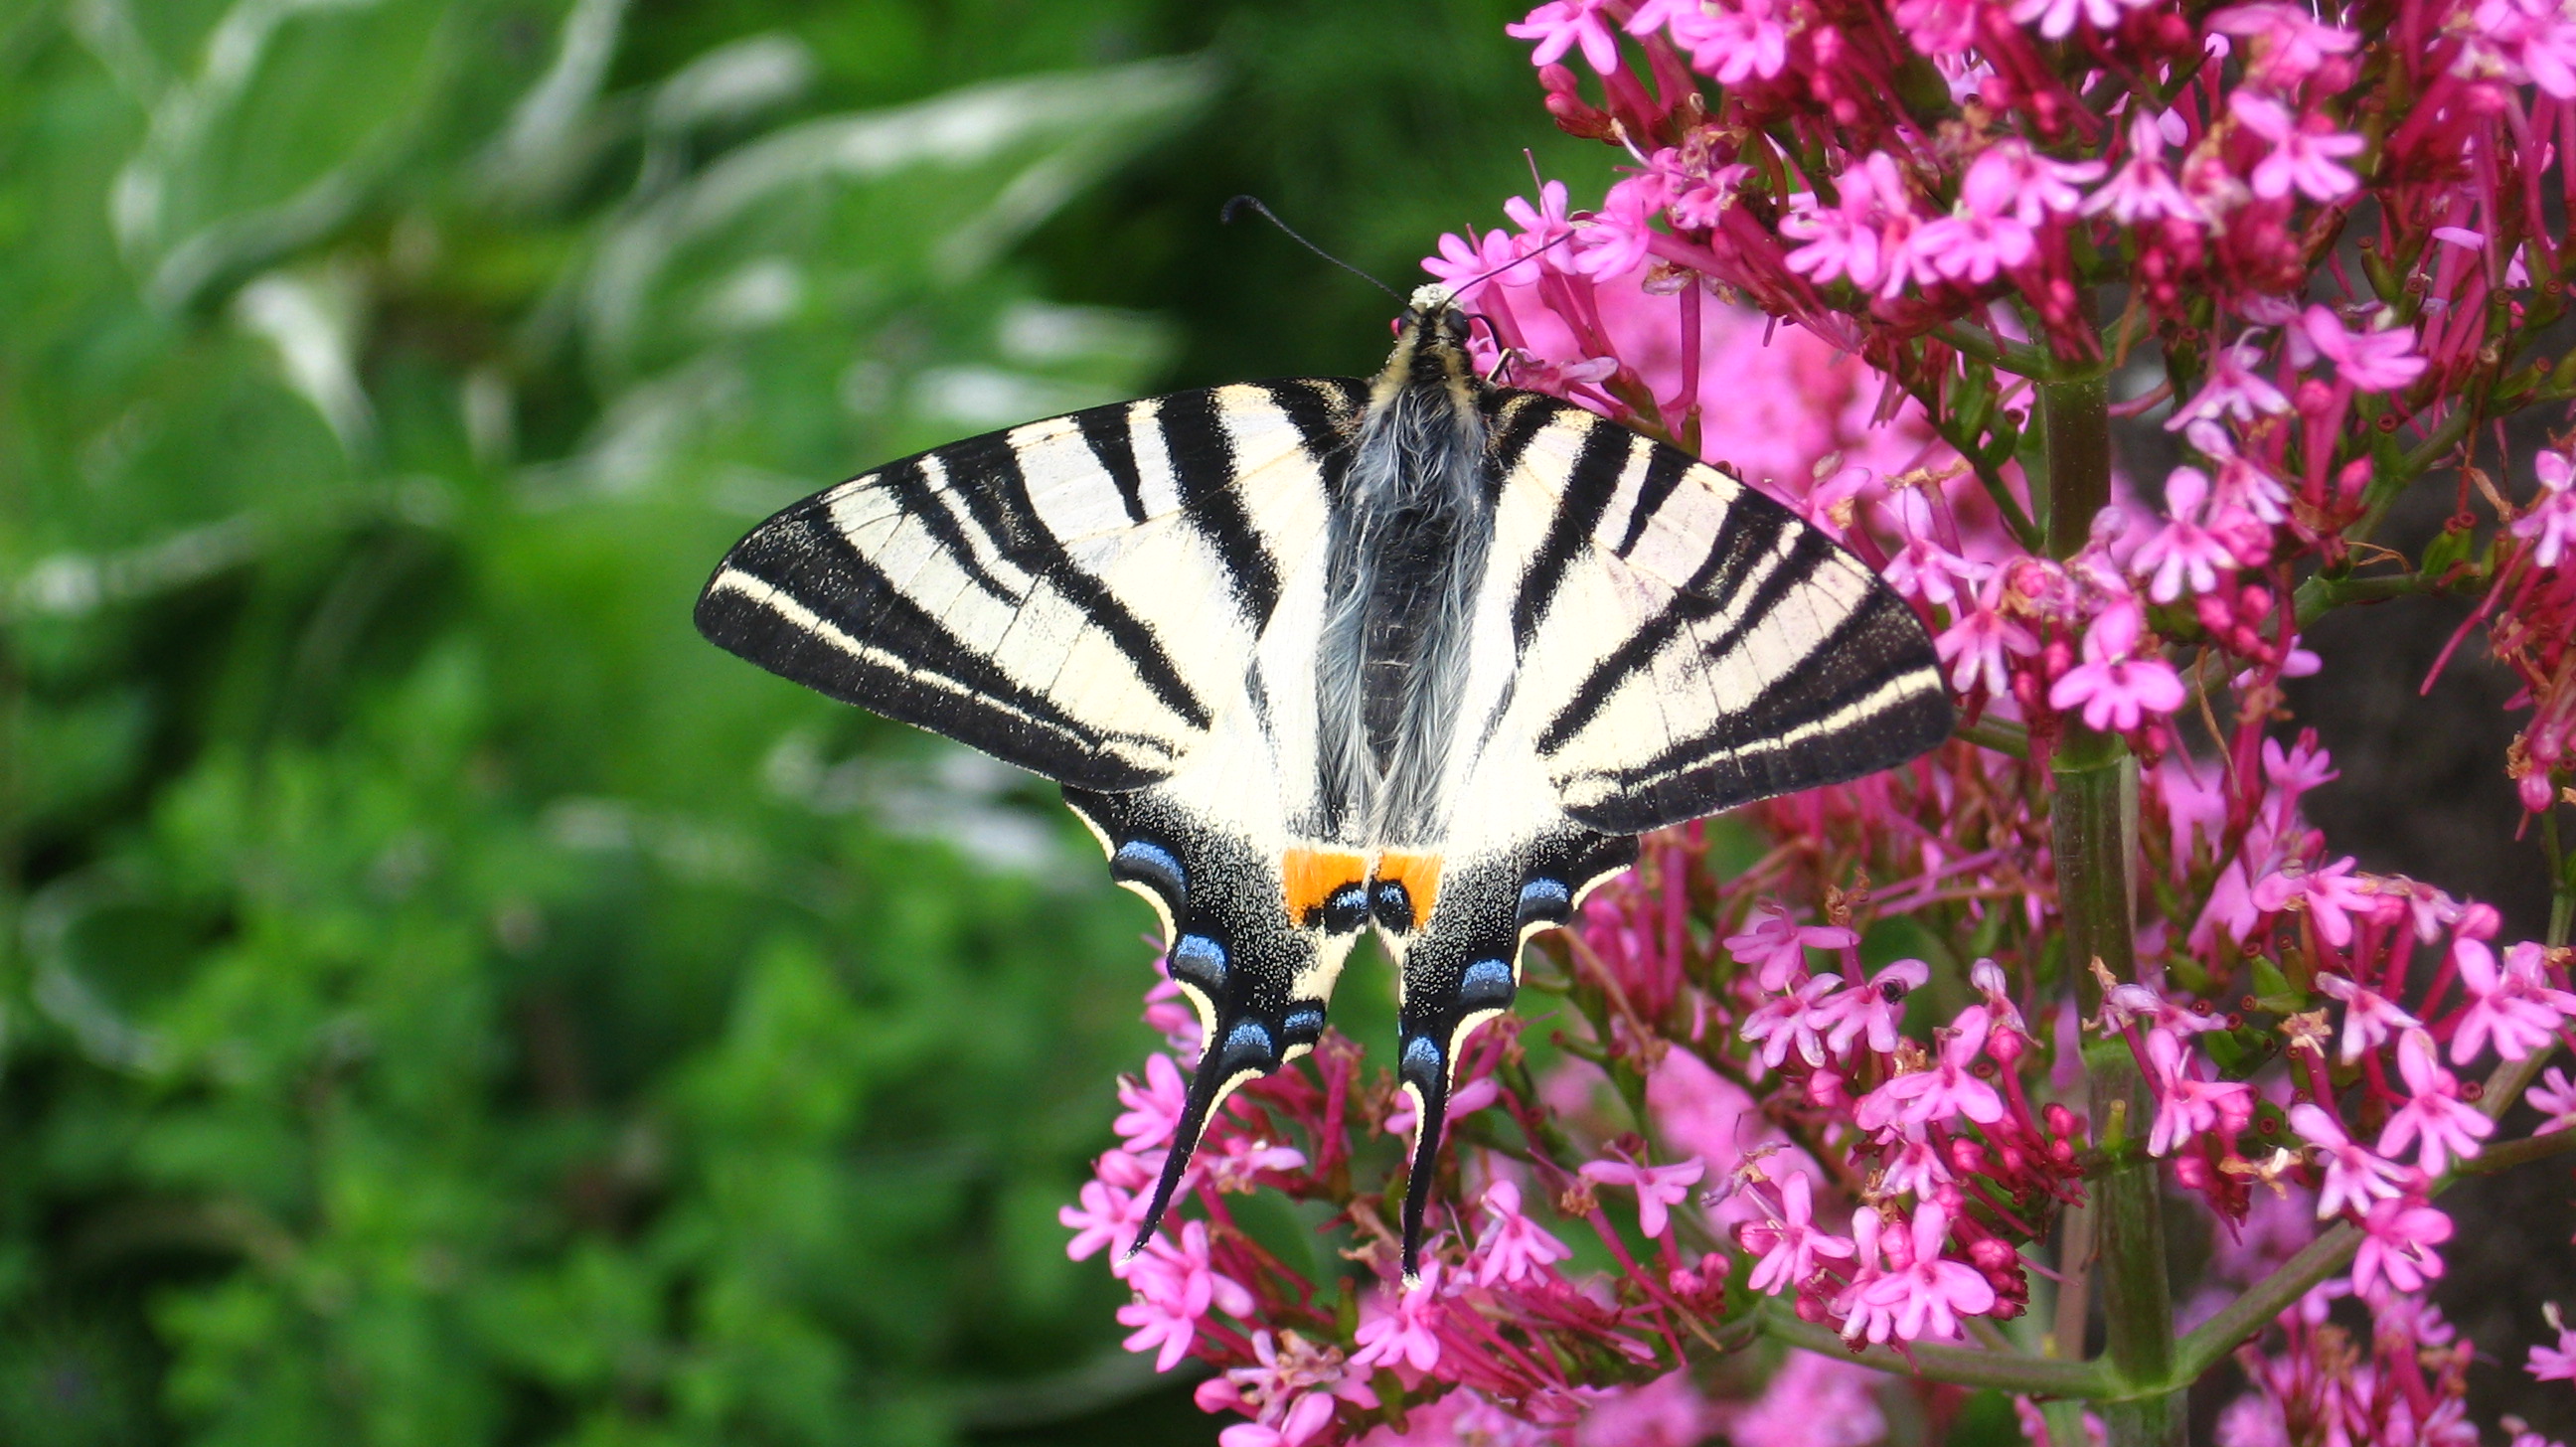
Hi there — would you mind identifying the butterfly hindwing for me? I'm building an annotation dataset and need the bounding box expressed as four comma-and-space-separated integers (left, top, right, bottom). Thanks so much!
695, 382, 1365, 791
1374, 825, 1637, 1260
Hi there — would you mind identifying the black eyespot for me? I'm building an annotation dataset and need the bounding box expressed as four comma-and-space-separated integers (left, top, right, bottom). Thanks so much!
1371, 880, 1414, 933
1322, 884, 1370, 935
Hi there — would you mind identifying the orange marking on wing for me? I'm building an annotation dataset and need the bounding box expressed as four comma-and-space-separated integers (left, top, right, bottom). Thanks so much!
1282, 848, 1368, 927
1373, 852, 1443, 930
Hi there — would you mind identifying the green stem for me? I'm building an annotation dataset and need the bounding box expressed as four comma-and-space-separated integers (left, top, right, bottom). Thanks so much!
1755, 1303, 2116, 1396
2040, 373, 2110, 559
2040, 361, 2182, 1446
1956, 717, 2031, 757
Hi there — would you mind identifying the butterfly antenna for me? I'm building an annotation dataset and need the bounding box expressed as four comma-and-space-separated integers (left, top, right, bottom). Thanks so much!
1223, 196, 1403, 304
1447, 227, 1581, 299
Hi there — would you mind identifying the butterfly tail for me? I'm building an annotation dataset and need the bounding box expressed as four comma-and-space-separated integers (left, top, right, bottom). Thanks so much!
1393, 1029, 1456, 1284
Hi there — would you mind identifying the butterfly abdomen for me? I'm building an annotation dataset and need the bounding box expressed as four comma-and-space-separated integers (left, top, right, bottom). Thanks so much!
1313, 319, 1494, 848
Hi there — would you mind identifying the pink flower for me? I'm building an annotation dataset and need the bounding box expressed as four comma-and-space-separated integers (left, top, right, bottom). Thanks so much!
1935, 574, 2040, 696
1879, 1129, 1953, 1199
1115, 1052, 1190, 1153
1063, 1175, 1148, 1262
1660, 0, 1792, 83
1740, 1169, 1856, 1294
1880, 490, 1991, 607
1975, 139, 2105, 226
2450, 937, 2575, 1064
1820, 957, 1930, 1059
2529, 1304, 2576, 1381
1852, 1201, 1997, 1342
1386, 1073, 1499, 1138
2510, 449, 2576, 568
1506, 0, 1623, 73
2132, 467, 2243, 602
1350, 1264, 1449, 1373
1504, 181, 1580, 272
1725, 899, 1857, 991
1781, 153, 1924, 298
1856, 1005, 2006, 1131
2050, 600, 2186, 732
1143, 977, 1204, 1054
2084, 111, 2205, 227
1424, 227, 1530, 302
1207, 1134, 1310, 1193
2168, 340, 2294, 430
2469, 0, 2576, 98
2528, 1066, 2576, 1134
2255, 858, 2381, 952
2377, 1031, 2494, 1175
2208, 5, 2360, 88
2009, 0, 2152, 41
2296, 306, 2427, 392
1120, 1221, 1256, 1371
1218, 1390, 1338, 1447
2350, 1195, 2452, 1297
2311, 966, 2424, 1058
2288, 1102, 2407, 1219
1573, 173, 1673, 280
1580, 1152, 1706, 1238
1469, 1180, 1574, 1286
2261, 733, 2338, 825
1741, 970, 1847, 1069
1726, 1352, 1888, 1447
2146, 1029, 2256, 1157
1913, 151, 2038, 285
2229, 92, 2366, 203
2187, 420, 2293, 523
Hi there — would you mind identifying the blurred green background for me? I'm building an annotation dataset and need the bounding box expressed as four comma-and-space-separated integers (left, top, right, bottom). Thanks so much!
0, 2, 1617, 1443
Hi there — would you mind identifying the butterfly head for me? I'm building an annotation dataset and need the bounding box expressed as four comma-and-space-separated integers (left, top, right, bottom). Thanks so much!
1402, 283, 1472, 347
1382, 283, 1480, 400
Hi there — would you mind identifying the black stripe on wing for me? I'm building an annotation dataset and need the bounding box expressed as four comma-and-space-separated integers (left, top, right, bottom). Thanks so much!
1075, 407, 1150, 525
934, 429, 1213, 731
697, 504, 1183, 790
1508, 421, 1637, 647
1532, 498, 1802, 755
1565, 584, 1952, 833
1159, 390, 1286, 622
1490, 398, 1952, 837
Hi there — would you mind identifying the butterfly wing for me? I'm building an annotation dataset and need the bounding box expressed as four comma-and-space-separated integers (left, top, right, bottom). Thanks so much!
1375, 391, 1951, 1274
1490, 392, 1954, 833
696, 382, 1365, 791
697, 379, 1377, 1250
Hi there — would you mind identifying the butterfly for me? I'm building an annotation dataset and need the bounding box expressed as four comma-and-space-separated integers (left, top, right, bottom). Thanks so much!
695, 283, 1953, 1279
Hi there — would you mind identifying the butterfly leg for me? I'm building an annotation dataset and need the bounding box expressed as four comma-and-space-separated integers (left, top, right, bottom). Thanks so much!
1064, 787, 1367, 1254
1377, 830, 1637, 1281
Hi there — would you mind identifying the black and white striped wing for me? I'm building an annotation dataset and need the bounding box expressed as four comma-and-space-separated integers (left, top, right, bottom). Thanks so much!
1490, 392, 1954, 835
695, 382, 1366, 791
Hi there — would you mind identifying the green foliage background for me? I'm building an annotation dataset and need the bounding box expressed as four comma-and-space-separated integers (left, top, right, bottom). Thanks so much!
0, 2, 1615, 1443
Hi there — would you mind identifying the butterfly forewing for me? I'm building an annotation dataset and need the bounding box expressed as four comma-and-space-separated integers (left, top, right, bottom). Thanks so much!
695, 381, 1363, 791
1485, 393, 1953, 835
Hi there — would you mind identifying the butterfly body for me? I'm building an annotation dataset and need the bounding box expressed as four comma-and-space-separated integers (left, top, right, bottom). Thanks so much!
696, 286, 1951, 1276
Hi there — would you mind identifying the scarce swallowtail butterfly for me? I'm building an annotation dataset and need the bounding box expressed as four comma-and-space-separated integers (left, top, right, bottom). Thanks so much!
695, 283, 1953, 1278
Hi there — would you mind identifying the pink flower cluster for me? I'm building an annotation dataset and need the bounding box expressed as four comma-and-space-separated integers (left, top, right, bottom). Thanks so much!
1053, 0, 2576, 1441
